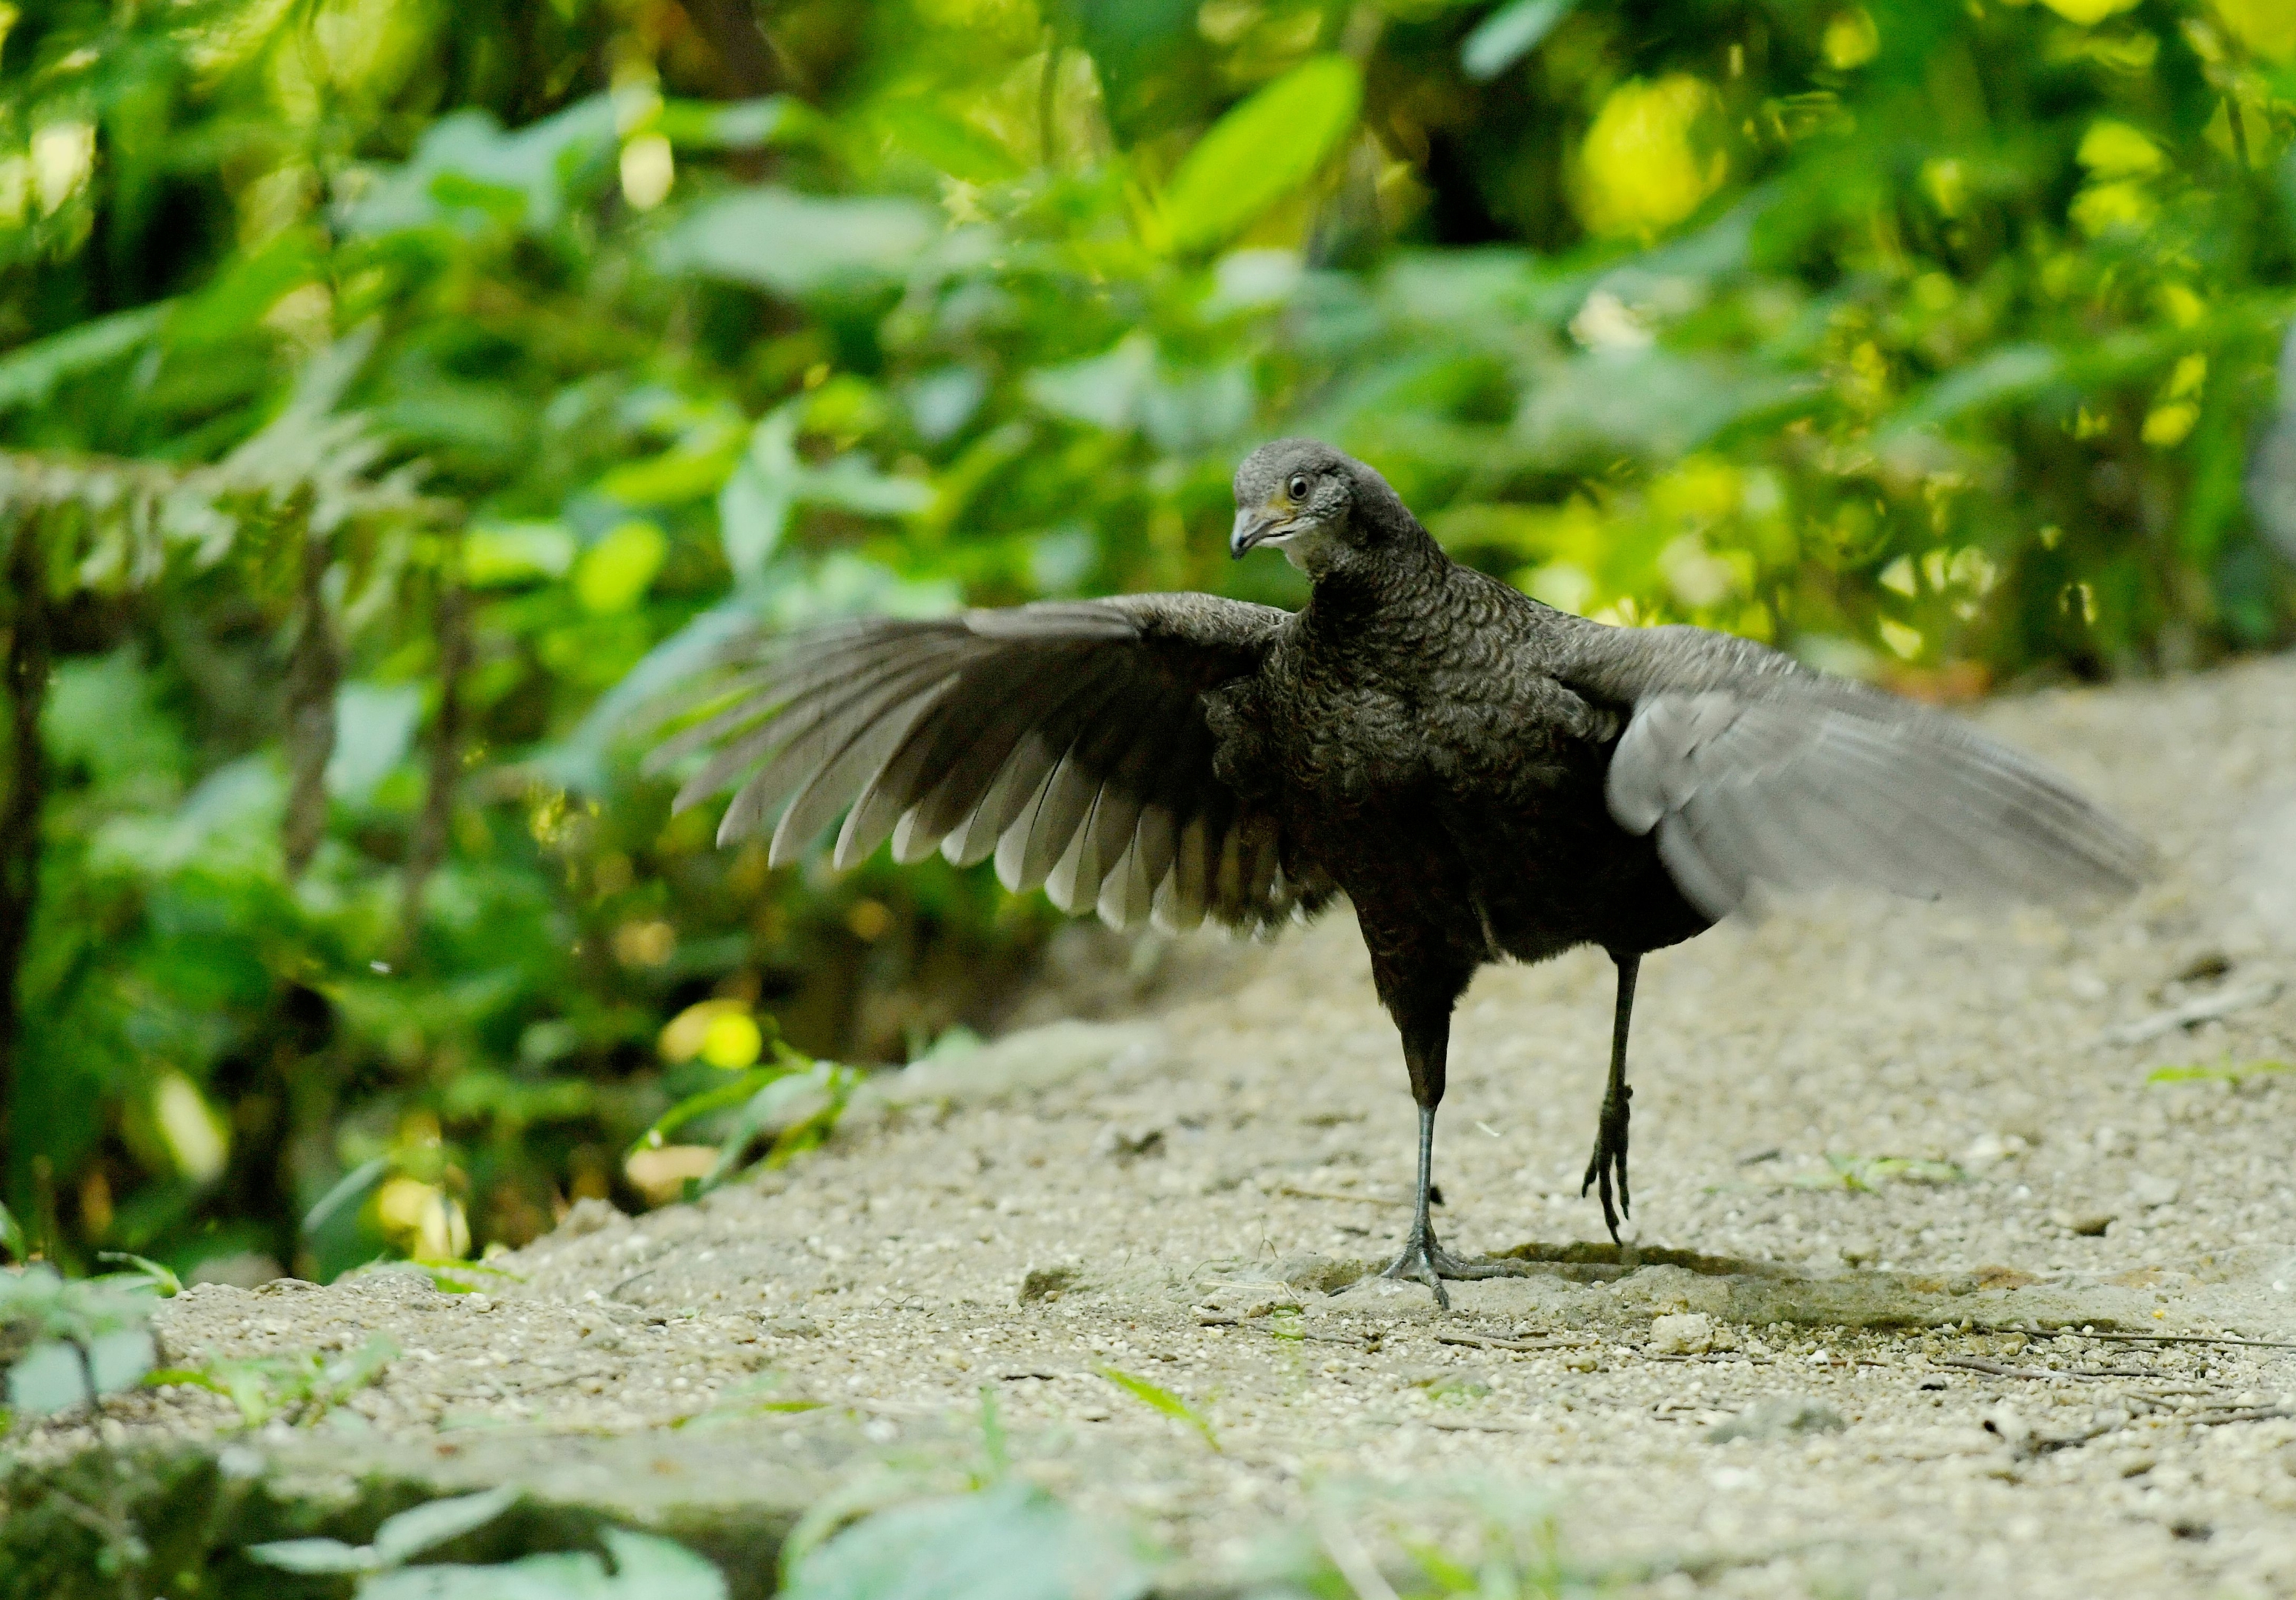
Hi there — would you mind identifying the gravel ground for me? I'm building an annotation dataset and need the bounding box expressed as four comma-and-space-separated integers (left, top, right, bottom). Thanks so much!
28, 655, 2296, 1597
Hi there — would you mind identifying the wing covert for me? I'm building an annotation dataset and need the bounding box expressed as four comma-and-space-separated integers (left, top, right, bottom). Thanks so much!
650, 595, 1332, 933
1566, 624, 2153, 921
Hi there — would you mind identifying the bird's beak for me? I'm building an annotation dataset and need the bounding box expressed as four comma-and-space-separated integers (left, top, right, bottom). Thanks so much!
1230, 507, 1285, 559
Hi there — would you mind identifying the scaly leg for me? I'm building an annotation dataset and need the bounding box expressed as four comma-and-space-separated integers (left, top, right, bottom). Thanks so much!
1377, 1104, 1529, 1308
1371, 1007, 1527, 1309
1580, 952, 1640, 1244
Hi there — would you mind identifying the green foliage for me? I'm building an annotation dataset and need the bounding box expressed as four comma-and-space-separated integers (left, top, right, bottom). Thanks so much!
2147, 1054, 2292, 1083
0, 0, 2291, 1292
251, 1491, 730, 1599
146, 1331, 398, 1428
356, 1531, 728, 1600
782, 1480, 1151, 1600
1094, 1364, 1219, 1450
0, 1262, 163, 1418
249, 1485, 524, 1576
1161, 56, 1363, 252
94, 1251, 185, 1297
1793, 1154, 1966, 1192
1268, 1479, 1580, 1599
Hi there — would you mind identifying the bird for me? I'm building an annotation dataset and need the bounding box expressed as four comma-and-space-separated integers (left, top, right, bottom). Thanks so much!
653, 439, 2151, 1307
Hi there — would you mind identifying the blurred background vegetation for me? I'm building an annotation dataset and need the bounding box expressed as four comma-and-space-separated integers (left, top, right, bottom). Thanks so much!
0, 0, 2290, 1286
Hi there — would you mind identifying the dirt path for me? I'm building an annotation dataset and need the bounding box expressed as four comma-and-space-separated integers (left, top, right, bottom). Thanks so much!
21, 656, 2296, 1597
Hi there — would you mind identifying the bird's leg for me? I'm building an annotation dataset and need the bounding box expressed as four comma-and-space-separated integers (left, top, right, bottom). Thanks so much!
1380, 1101, 1456, 1306
1580, 952, 1640, 1244
1373, 1012, 1527, 1308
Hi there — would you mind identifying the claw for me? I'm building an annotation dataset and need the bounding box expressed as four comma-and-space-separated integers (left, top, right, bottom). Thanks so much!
1369, 1220, 1532, 1310
1579, 1084, 1632, 1244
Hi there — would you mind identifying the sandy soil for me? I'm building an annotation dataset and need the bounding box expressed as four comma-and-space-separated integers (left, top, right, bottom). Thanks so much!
28, 654, 2296, 1597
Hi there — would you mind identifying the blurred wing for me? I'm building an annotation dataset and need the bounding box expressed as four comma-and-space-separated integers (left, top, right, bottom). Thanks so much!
650, 595, 1332, 933
1567, 624, 2153, 921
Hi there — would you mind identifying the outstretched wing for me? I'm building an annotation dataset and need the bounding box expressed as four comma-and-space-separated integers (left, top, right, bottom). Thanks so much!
650, 594, 1332, 933
1563, 623, 2153, 921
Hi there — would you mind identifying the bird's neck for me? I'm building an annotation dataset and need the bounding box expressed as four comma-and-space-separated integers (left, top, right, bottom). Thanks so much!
1302, 515, 1453, 627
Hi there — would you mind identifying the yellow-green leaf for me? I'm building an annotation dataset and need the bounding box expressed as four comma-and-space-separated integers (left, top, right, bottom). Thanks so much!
576, 521, 669, 613
1161, 56, 1362, 254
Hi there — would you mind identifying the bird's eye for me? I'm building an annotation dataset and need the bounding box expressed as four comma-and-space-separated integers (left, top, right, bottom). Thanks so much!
1287, 474, 1310, 500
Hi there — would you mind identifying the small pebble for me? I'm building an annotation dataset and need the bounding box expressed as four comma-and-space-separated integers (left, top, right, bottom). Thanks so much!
1648, 1313, 1714, 1355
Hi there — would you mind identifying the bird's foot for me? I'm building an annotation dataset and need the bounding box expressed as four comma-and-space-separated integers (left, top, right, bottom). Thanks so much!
1372, 1221, 1528, 1311
1579, 1084, 1632, 1245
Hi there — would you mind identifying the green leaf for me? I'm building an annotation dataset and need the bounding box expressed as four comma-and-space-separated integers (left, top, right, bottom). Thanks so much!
7, 1330, 159, 1416
545, 600, 758, 790
672, 1373, 825, 1430
720, 408, 800, 582
1514, 350, 1809, 464
596, 447, 742, 508
800, 456, 935, 519
1461, 0, 1576, 81
977, 1384, 1008, 1481
1161, 56, 1362, 253
659, 96, 815, 151
662, 190, 940, 296
629, 1066, 790, 1155
1094, 1365, 1219, 1450
2147, 1058, 2291, 1084
783, 1481, 1149, 1600
410, 1258, 525, 1294
1025, 336, 1154, 432
464, 521, 577, 587
327, 682, 425, 804
356, 1529, 728, 1599
342, 97, 618, 236
1792, 1154, 1964, 1191
705, 1063, 857, 1189
372, 1485, 525, 1566
242, 1536, 380, 1576
0, 304, 169, 415
165, 231, 319, 346
303, 1156, 391, 1237
714, 405, 931, 584
95, 1253, 183, 1297
575, 522, 670, 614
1889, 344, 2063, 433
0, 1203, 24, 1263
870, 100, 1025, 184
247, 1487, 524, 1575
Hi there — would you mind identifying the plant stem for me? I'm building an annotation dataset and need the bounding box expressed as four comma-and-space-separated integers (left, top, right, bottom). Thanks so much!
282, 501, 337, 882
403, 556, 470, 957
0, 510, 52, 1196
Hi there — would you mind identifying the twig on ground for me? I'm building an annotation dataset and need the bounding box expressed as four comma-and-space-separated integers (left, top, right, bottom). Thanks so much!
2100, 979, 2281, 1047
1436, 1331, 1554, 1353
1939, 1357, 2170, 1381
1277, 1184, 1410, 1208
1201, 1314, 1369, 1347
2021, 1329, 2296, 1352
2187, 1404, 2296, 1426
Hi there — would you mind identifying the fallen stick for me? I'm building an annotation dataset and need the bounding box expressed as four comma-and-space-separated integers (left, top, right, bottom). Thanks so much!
1435, 1331, 1555, 1353
1937, 1357, 2166, 1381
2187, 1404, 2296, 1426
2099, 979, 2280, 1047
1276, 1184, 1409, 1208
2020, 1329, 2296, 1352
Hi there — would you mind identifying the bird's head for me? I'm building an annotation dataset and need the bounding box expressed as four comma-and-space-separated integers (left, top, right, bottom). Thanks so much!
1229, 439, 1414, 577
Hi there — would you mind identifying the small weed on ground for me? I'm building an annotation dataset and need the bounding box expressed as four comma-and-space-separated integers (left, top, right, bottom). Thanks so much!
146, 1333, 397, 1427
